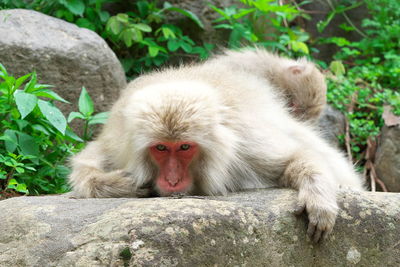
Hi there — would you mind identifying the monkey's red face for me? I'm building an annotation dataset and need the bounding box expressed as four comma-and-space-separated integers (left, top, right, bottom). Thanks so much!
149, 141, 198, 195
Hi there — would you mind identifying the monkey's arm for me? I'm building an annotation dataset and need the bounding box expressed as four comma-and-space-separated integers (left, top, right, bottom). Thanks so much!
69, 142, 146, 198
280, 150, 339, 243
213, 49, 327, 121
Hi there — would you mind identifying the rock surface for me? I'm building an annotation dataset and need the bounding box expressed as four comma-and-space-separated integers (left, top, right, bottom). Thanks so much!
375, 125, 400, 192
0, 9, 126, 133
0, 189, 399, 267
318, 105, 346, 148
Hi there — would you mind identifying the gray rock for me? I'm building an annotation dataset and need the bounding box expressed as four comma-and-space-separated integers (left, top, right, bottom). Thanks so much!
375, 125, 400, 192
0, 189, 399, 266
318, 105, 346, 148
0, 9, 126, 133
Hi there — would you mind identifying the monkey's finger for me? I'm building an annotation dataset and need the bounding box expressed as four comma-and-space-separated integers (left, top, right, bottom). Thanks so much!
307, 222, 317, 239
312, 228, 323, 243
322, 227, 332, 240
293, 203, 306, 215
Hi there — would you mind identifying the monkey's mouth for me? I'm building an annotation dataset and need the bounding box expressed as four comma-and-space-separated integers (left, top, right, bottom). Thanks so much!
155, 178, 193, 197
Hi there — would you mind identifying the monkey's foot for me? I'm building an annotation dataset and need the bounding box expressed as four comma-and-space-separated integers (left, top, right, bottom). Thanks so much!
294, 193, 338, 243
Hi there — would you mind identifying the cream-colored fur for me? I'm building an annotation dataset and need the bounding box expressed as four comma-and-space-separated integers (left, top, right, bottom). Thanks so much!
69, 49, 364, 242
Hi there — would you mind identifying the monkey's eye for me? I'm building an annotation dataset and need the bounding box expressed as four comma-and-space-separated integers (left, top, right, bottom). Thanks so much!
156, 144, 167, 151
180, 144, 191, 151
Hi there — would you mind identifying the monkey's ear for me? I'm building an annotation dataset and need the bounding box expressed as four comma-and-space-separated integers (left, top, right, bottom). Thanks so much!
288, 65, 306, 75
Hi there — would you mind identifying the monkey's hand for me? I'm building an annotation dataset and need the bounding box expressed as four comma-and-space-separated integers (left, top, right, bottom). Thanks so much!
294, 178, 338, 243
70, 169, 150, 198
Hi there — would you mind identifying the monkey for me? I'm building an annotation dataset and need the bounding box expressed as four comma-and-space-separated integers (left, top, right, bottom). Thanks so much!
211, 49, 327, 122
68, 48, 364, 242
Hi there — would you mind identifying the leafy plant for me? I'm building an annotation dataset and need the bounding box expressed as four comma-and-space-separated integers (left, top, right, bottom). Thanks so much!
0, 64, 83, 197
209, 0, 312, 56
0, 64, 106, 198
324, 0, 400, 167
68, 87, 109, 141
105, 1, 213, 77
0, 0, 113, 33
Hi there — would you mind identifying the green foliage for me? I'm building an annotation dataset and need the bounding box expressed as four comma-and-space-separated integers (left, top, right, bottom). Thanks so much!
0, 64, 105, 197
324, 0, 400, 162
0, 64, 79, 195
68, 87, 109, 141
1, 0, 111, 32
105, 1, 212, 77
209, 0, 312, 56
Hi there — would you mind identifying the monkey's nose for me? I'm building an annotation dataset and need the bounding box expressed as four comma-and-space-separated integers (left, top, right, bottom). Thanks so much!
167, 177, 179, 187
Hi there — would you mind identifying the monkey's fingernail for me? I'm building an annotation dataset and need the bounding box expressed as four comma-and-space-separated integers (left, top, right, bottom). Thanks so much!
322, 231, 330, 240
293, 204, 305, 215
307, 222, 316, 238
313, 229, 322, 243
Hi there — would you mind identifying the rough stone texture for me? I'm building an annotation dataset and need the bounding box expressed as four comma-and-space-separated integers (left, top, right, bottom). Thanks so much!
0, 9, 126, 133
375, 125, 400, 192
318, 105, 346, 149
0, 189, 399, 267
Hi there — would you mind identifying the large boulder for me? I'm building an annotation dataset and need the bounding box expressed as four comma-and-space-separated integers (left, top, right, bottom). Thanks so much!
0, 189, 399, 266
318, 105, 346, 149
375, 125, 400, 192
0, 9, 126, 132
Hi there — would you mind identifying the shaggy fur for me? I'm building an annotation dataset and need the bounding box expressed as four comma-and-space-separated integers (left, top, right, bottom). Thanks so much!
69, 49, 364, 242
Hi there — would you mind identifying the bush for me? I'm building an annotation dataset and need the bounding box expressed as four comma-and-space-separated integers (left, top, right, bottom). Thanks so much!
210, 0, 312, 57
325, 0, 400, 167
0, 64, 106, 197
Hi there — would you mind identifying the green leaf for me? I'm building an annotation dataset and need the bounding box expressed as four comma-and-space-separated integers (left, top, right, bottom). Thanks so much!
161, 27, 176, 39
121, 29, 133, 47
167, 39, 180, 51
98, 11, 110, 23
0, 63, 8, 77
24, 72, 37, 92
15, 167, 25, 173
67, 111, 85, 123
32, 124, 51, 135
34, 89, 70, 103
3, 130, 18, 153
106, 17, 121, 35
65, 128, 84, 142
7, 178, 18, 186
180, 42, 192, 53
16, 183, 28, 193
330, 60, 346, 76
130, 28, 143, 42
76, 18, 96, 31
38, 100, 67, 134
14, 90, 38, 119
88, 112, 110, 125
163, 2, 204, 29
208, 5, 230, 20
149, 46, 159, 57
15, 120, 29, 131
116, 13, 129, 23
290, 41, 309, 54
14, 73, 32, 90
78, 87, 94, 117
17, 132, 39, 158
133, 23, 152, 32
64, 0, 85, 16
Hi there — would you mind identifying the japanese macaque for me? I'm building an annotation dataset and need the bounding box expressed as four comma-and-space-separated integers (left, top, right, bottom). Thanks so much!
69, 48, 364, 242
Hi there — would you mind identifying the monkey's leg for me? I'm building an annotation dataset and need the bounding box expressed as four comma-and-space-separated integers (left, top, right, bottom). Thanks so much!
69, 142, 148, 198
281, 151, 339, 242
